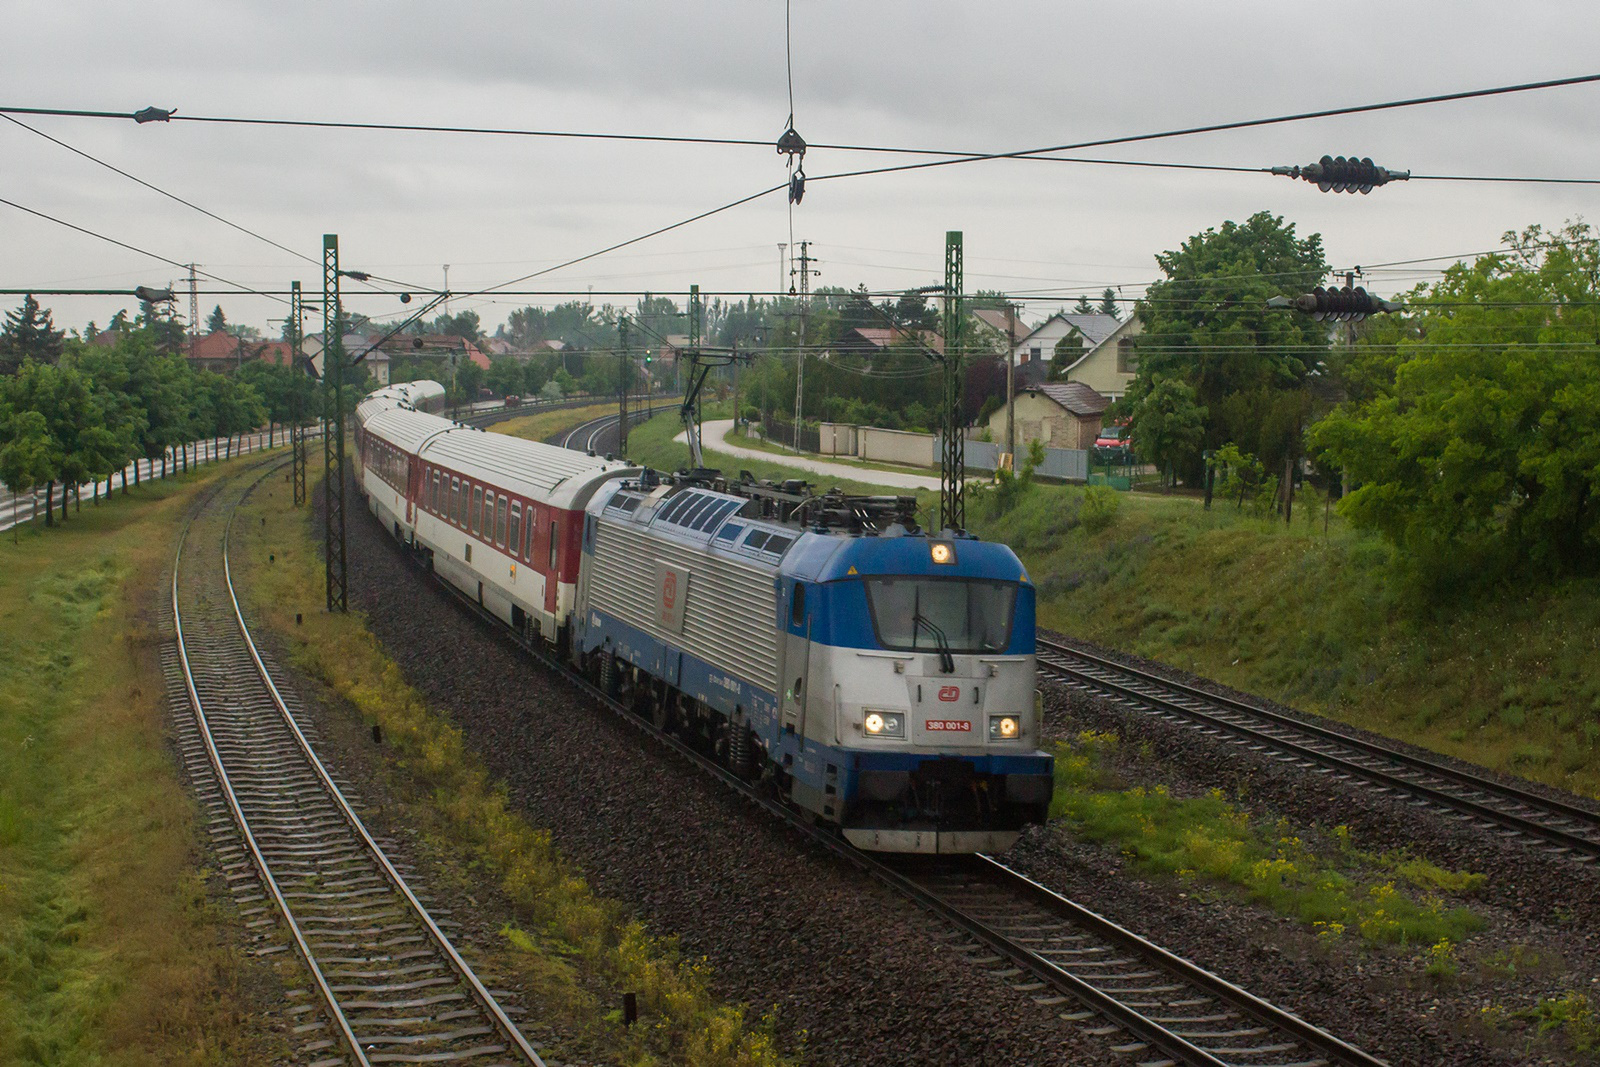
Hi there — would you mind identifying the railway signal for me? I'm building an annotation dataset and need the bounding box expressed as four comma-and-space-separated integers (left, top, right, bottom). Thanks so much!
1271, 155, 1410, 194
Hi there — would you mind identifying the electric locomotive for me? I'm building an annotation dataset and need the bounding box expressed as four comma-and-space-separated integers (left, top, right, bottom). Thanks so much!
353, 382, 1052, 853
579, 475, 1051, 853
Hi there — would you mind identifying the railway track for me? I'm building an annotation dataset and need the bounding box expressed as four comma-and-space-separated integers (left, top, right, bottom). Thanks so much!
167, 463, 544, 1067
414, 524, 1383, 1067
890, 855, 1384, 1067
1037, 637, 1600, 864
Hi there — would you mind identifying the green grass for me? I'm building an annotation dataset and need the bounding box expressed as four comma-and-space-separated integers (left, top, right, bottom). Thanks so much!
623, 405, 940, 507
0, 463, 277, 1065
1051, 731, 1486, 947
968, 479, 1600, 798
235, 466, 791, 1067
1484, 991, 1600, 1056
491, 402, 619, 444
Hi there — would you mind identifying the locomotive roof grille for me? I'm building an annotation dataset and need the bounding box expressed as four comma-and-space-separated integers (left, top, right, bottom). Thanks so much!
620, 469, 920, 535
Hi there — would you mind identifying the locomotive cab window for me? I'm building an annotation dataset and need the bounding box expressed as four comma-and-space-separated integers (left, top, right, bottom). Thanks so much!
790, 583, 806, 626
863, 578, 1017, 654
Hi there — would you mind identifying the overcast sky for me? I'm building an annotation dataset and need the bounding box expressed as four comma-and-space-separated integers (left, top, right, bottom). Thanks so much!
5, 0, 1600, 337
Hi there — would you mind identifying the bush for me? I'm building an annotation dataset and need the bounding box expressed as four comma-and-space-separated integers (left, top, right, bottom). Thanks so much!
1080, 485, 1121, 533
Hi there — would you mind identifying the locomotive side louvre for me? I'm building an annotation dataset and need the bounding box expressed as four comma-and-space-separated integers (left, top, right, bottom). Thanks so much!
580, 502, 783, 697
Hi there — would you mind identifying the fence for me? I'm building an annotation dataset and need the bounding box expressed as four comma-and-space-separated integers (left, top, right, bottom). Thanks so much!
760, 415, 821, 454
934, 435, 1088, 482
758, 414, 1094, 484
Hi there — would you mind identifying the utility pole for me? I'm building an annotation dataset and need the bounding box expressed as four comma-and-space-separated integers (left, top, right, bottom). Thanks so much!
617, 314, 630, 455
688, 284, 702, 442
939, 231, 965, 532
1004, 300, 1018, 470
289, 280, 308, 507
791, 240, 817, 451
322, 235, 348, 613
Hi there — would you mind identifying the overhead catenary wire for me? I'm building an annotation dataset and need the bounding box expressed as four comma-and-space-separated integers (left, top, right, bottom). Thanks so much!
7, 71, 1600, 187
0, 195, 288, 305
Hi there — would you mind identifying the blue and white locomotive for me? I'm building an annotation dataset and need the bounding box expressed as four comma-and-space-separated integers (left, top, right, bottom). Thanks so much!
576, 476, 1052, 853
354, 382, 1052, 854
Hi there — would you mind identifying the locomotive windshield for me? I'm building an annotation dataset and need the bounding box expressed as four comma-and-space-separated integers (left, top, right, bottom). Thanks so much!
863, 578, 1017, 655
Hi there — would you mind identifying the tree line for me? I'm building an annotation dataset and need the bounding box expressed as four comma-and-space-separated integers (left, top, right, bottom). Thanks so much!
1119, 213, 1600, 594
0, 297, 352, 527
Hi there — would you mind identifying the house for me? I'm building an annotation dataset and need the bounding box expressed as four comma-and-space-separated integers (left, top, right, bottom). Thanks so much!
249, 341, 295, 367
984, 381, 1110, 451
833, 326, 943, 358
302, 333, 393, 384
186, 330, 249, 373
969, 307, 1032, 349
1012, 312, 1142, 401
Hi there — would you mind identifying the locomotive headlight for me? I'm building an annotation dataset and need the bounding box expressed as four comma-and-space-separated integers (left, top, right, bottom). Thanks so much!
930, 542, 955, 565
862, 710, 905, 737
989, 715, 1021, 740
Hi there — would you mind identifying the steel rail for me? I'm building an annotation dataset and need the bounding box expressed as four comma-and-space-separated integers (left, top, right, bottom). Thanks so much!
220, 490, 546, 1065
173, 461, 544, 1066
415, 537, 1380, 1066
170, 479, 373, 1067
1037, 637, 1600, 861
963, 854, 1385, 1066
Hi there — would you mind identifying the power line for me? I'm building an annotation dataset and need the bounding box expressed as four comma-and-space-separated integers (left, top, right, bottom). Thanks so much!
807, 71, 1600, 186
467, 183, 787, 296
7, 71, 1600, 186
0, 196, 288, 305
2, 113, 318, 267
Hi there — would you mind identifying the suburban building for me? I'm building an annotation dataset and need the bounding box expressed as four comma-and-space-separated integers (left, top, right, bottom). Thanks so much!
1012, 312, 1143, 401
984, 380, 1111, 451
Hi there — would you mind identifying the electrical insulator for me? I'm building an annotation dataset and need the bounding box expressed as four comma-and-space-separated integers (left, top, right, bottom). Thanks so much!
133, 106, 174, 124
133, 285, 175, 303
1268, 286, 1402, 321
1270, 155, 1409, 194
776, 126, 807, 158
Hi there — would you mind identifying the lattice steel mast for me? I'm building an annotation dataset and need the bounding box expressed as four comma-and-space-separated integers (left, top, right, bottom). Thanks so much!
322, 235, 348, 613
939, 230, 965, 532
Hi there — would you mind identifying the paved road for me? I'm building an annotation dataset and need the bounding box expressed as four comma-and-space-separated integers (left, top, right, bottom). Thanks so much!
676, 419, 942, 491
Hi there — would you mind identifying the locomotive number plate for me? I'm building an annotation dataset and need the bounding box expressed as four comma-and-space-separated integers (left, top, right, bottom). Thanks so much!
925, 719, 972, 732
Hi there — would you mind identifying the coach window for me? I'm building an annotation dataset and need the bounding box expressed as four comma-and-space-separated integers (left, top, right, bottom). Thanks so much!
548, 520, 558, 571
472, 487, 484, 535
433, 471, 442, 513
523, 509, 534, 561
496, 497, 509, 547
451, 479, 461, 524
509, 502, 522, 554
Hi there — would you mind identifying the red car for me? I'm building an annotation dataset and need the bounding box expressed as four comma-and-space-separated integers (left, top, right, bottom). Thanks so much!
1093, 422, 1131, 461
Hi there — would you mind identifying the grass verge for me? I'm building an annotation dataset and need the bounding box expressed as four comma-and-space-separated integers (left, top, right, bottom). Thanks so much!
966, 477, 1600, 798
0, 463, 274, 1065
1052, 731, 1485, 949
491, 402, 620, 444
233, 466, 790, 1067
623, 405, 938, 506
